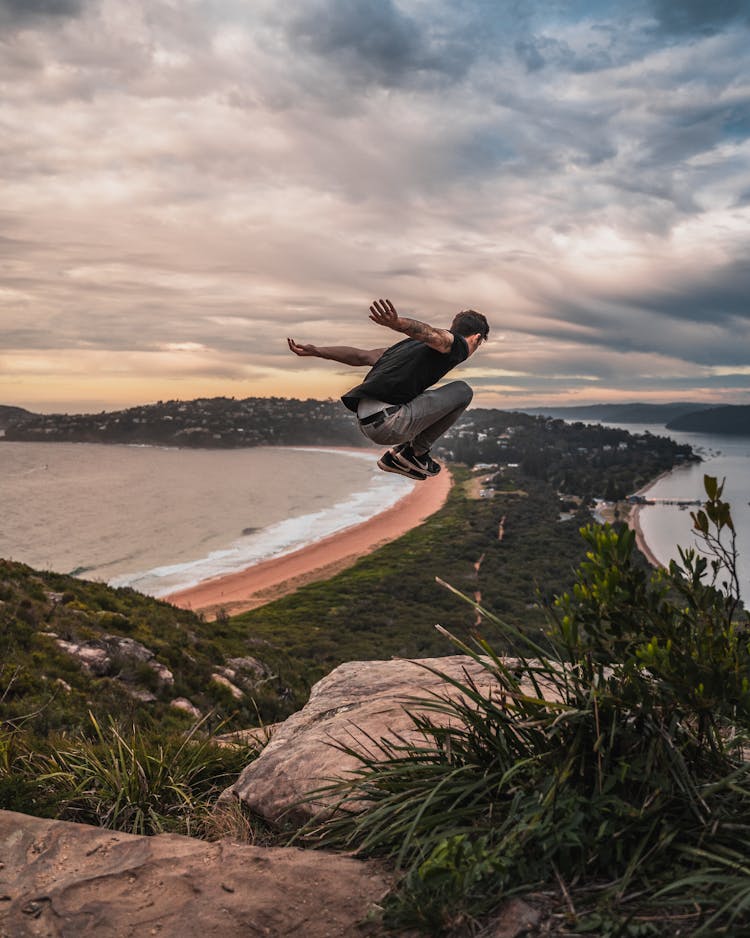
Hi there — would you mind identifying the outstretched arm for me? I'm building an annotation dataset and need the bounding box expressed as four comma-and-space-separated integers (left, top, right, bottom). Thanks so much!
287, 338, 385, 367
369, 298, 453, 354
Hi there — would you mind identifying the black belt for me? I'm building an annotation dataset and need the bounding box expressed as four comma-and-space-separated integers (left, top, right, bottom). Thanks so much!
359, 405, 401, 427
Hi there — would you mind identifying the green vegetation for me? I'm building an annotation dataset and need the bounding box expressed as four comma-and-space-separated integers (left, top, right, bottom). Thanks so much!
0, 404, 32, 429
0, 561, 307, 741
303, 478, 750, 935
1, 712, 258, 838
2, 396, 702, 467
36, 714, 255, 837
231, 466, 592, 682
2, 396, 364, 447
0, 567, 276, 832
525, 402, 716, 425
440, 408, 696, 501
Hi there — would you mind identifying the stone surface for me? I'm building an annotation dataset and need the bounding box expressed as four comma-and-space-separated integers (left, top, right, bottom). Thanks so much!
55, 639, 110, 675
217, 724, 279, 749
225, 656, 269, 680
170, 697, 202, 719
53, 634, 173, 685
477, 898, 542, 937
0, 810, 393, 938
148, 660, 175, 686
211, 672, 244, 700
225, 655, 511, 826
123, 686, 157, 703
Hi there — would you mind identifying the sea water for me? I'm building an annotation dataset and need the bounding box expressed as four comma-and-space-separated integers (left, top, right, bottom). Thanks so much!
0, 442, 413, 597
601, 423, 750, 601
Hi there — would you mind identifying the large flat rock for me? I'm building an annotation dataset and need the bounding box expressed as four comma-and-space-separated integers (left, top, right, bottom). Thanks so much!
0, 810, 392, 937
225, 655, 507, 826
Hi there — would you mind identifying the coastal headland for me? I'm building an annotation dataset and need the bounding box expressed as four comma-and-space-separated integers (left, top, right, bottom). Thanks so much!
166, 466, 453, 618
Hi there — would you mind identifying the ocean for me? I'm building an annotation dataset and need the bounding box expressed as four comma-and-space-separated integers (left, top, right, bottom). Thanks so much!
601, 423, 750, 602
0, 442, 413, 597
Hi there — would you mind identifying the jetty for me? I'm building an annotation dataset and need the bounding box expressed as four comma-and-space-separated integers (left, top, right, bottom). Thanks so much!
627, 495, 702, 508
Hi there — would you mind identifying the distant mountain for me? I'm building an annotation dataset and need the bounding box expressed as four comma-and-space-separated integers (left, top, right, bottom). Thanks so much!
667, 405, 750, 436
521, 403, 717, 424
0, 404, 34, 429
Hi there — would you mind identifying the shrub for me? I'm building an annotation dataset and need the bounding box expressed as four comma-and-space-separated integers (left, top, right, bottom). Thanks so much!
305, 477, 750, 935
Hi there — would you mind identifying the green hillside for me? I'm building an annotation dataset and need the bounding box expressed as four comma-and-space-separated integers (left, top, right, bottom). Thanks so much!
0, 405, 33, 429
523, 401, 715, 424
0, 560, 308, 741
667, 403, 750, 435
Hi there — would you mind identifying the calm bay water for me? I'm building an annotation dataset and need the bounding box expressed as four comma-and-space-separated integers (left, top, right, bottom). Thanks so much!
0, 442, 412, 597
602, 423, 750, 601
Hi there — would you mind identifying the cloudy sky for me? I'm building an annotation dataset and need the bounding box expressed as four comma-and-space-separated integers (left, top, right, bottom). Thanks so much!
2, 0, 750, 413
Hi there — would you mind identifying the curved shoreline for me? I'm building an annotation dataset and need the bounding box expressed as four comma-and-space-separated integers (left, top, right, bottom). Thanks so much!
166, 467, 453, 618
627, 504, 664, 569
626, 470, 675, 570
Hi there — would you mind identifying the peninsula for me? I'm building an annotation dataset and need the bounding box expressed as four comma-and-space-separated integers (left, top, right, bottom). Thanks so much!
666, 403, 750, 435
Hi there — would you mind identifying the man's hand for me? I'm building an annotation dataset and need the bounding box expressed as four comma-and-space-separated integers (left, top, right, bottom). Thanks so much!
287, 336, 384, 366
287, 337, 319, 357
369, 298, 403, 332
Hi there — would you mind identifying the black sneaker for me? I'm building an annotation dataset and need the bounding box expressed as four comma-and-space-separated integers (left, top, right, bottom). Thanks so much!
394, 444, 441, 476
377, 450, 427, 480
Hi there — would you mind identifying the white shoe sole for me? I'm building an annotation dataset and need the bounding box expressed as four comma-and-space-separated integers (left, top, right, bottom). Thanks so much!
393, 450, 441, 476
377, 452, 427, 480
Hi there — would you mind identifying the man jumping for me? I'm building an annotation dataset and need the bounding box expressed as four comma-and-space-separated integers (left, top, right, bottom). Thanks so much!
287, 298, 489, 481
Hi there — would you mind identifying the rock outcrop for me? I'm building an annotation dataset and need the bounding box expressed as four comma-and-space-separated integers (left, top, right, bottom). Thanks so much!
170, 697, 202, 719
0, 810, 393, 937
1, 654, 551, 938
224, 655, 508, 826
52, 633, 174, 685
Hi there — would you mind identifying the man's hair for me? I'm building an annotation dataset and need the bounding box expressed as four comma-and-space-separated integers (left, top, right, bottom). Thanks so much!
451, 309, 489, 340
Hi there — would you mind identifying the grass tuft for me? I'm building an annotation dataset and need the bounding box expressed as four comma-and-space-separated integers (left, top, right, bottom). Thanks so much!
34, 712, 258, 836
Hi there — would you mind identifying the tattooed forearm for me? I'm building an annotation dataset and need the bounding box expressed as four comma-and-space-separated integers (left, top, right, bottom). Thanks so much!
399, 317, 441, 342
368, 298, 453, 353
397, 317, 453, 353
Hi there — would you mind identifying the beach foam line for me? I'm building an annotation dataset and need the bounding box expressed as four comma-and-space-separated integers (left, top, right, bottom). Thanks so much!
166, 465, 453, 616
109, 448, 413, 598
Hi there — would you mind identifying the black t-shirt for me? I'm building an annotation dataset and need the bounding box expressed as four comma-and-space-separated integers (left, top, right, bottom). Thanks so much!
341, 332, 470, 412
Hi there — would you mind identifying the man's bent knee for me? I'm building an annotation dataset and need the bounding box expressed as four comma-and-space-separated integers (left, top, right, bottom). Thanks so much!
446, 380, 473, 407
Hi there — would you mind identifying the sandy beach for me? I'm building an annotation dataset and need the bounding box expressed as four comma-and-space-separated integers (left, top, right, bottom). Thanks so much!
628, 504, 664, 569
626, 471, 674, 570
166, 467, 453, 617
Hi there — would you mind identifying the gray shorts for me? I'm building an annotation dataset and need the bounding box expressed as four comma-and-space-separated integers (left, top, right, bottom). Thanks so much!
358, 380, 473, 453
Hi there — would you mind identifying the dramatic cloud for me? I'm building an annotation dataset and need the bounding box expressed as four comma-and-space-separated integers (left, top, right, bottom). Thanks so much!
0, 0, 87, 25
651, 0, 750, 35
0, 0, 749, 411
